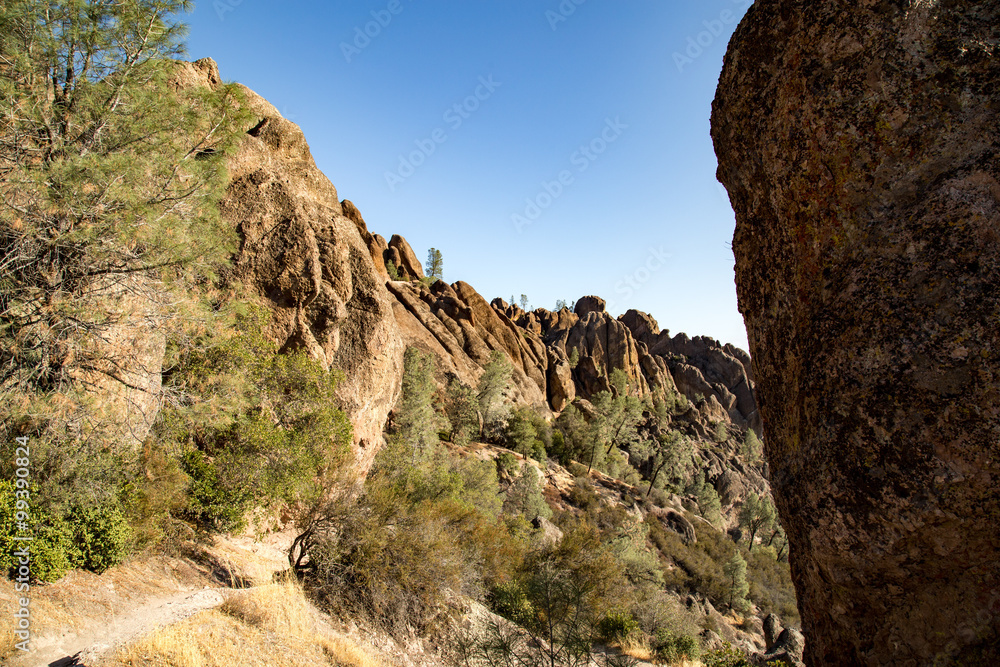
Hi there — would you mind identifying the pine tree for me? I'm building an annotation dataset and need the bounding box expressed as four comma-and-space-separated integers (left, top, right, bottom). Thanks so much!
641, 430, 692, 496
738, 492, 776, 551
476, 350, 512, 441
0, 0, 248, 446
723, 551, 750, 612
502, 464, 551, 520
691, 472, 723, 527
444, 377, 478, 445
586, 369, 645, 474
743, 428, 763, 463
396, 348, 440, 459
425, 247, 443, 282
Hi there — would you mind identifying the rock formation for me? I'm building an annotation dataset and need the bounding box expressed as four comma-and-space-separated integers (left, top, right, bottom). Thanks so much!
169, 58, 763, 509
176, 59, 405, 474
713, 2, 1000, 664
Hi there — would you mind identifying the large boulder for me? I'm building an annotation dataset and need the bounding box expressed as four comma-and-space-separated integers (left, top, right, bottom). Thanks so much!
713, 2, 1000, 664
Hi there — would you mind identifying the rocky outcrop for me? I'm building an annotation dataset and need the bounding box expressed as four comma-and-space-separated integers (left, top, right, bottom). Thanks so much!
650, 507, 697, 545
713, 2, 1000, 664
386, 279, 550, 411
386, 234, 424, 281
382, 274, 760, 447
173, 59, 404, 474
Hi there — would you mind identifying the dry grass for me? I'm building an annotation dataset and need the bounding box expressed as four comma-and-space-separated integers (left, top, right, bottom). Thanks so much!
0, 555, 215, 639
0, 624, 17, 661
104, 579, 380, 667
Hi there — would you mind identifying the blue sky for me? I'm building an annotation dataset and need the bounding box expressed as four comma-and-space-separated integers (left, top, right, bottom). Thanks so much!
183, 1, 753, 350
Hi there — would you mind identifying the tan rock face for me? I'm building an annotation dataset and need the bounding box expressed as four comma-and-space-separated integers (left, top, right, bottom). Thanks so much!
713, 3, 1000, 664
211, 69, 403, 475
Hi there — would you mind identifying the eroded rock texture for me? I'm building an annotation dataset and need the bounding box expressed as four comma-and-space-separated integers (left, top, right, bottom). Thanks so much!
177, 59, 404, 474
712, 2, 1000, 664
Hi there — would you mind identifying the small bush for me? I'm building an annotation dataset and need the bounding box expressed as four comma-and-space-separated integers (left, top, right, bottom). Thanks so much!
0, 482, 15, 574
181, 448, 252, 532
68, 502, 133, 573
703, 642, 752, 667
29, 512, 76, 582
598, 609, 639, 645
568, 477, 601, 512
496, 452, 519, 479
488, 580, 535, 628
652, 629, 700, 664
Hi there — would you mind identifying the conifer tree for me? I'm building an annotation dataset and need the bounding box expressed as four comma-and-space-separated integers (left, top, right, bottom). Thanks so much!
396, 348, 440, 459
738, 492, 776, 551
477, 350, 512, 441
0, 0, 248, 445
425, 247, 443, 281
444, 377, 478, 445
586, 369, 645, 473
723, 551, 751, 612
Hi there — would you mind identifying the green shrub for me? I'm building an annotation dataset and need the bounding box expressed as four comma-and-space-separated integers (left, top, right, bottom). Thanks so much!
0, 482, 131, 580
0, 482, 14, 574
445, 378, 479, 445
121, 446, 191, 552
598, 608, 639, 645
703, 642, 752, 667
652, 629, 700, 664
503, 465, 552, 521
746, 543, 800, 625
306, 442, 518, 635
181, 448, 252, 532
68, 502, 132, 574
29, 516, 76, 583
488, 580, 535, 628
549, 429, 570, 465
164, 311, 353, 533
568, 477, 601, 512
647, 513, 737, 609
496, 452, 519, 478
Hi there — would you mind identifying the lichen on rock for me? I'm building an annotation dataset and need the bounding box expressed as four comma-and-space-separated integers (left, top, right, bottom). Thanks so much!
713, 2, 1000, 664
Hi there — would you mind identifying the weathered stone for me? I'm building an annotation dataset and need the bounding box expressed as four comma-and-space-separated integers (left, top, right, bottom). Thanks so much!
652, 507, 697, 545
531, 515, 564, 547
714, 469, 746, 507
713, 2, 1000, 664
546, 347, 576, 413
763, 613, 783, 652
217, 67, 403, 475
573, 295, 606, 319
389, 234, 424, 280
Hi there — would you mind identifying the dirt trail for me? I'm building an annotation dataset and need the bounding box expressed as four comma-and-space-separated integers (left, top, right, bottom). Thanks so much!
4, 531, 296, 667
23, 586, 230, 667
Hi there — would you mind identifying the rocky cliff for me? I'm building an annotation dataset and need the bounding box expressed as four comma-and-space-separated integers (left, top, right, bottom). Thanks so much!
173, 59, 405, 474
372, 238, 758, 439
712, 2, 1000, 664
169, 59, 760, 491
